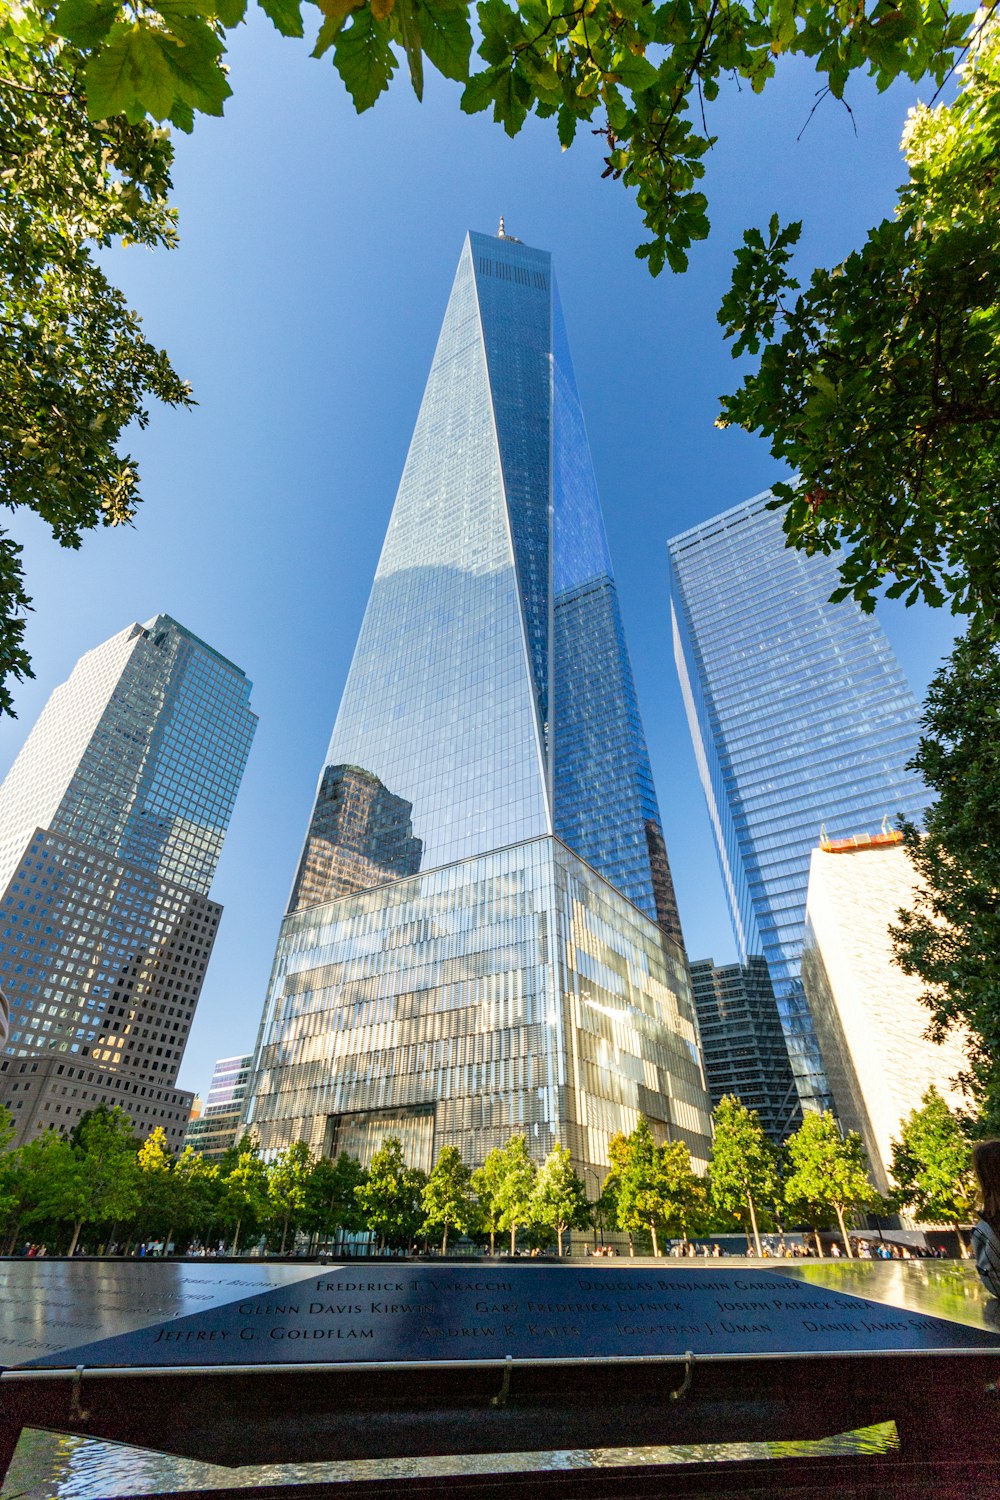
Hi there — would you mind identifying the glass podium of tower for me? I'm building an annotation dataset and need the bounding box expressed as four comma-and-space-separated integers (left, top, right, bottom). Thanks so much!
244, 231, 711, 1176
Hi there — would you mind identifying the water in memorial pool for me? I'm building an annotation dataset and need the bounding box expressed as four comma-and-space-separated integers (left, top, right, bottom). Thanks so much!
3, 1423, 901, 1498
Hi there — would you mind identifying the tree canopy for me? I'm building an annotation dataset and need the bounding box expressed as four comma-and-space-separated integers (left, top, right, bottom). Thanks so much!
422, 1143, 477, 1253
490, 1134, 538, 1255
607, 1117, 703, 1255
39, 0, 973, 277
890, 1087, 975, 1251
783, 1109, 876, 1257
355, 1135, 427, 1249
708, 1095, 779, 1256
0, 0, 993, 712
718, 12, 1000, 632
531, 1144, 589, 1256
890, 633, 1000, 1130
0, 2, 192, 714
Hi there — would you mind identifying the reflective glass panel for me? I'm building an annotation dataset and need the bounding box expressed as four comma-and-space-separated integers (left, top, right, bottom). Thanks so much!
668, 494, 928, 1112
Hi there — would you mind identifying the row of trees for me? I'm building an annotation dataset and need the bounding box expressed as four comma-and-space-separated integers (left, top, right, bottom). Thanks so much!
0, 1083, 976, 1258
707, 1089, 976, 1258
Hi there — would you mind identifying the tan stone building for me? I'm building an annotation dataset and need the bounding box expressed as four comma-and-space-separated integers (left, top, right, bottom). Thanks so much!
802, 830, 969, 1195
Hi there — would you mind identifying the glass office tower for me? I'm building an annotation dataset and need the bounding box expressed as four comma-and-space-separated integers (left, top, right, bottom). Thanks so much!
0, 616, 256, 1147
667, 493, 927, 1113
245, 230, 711, 1176
688, 956, 800, 1142
184, 1052, 253, 1161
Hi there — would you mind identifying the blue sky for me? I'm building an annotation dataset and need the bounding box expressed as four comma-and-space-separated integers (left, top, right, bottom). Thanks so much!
0, 19, 958, 1095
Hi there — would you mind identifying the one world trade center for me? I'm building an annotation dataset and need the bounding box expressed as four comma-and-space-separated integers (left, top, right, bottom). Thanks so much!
244, 229, 711, 1178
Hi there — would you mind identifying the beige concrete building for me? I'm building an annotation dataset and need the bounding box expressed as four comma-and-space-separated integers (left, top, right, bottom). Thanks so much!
802, 830, 969, 1195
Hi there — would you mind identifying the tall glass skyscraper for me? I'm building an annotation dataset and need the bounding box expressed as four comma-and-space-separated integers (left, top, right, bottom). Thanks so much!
0, 616, 256, 1148
667, 493, 927, 1113
245, 230, 711, 1176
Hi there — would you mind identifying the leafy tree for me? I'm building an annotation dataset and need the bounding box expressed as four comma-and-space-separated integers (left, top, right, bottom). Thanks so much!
268, 1139, 315, 1253
66, 1104, 141, 1253
135, 1126, 180, 1249
611, 1119, 662, 1251
709, 1095, 780, 1257
890, 1087, 976, 1255
890, 633, 1000, 1128
531, 1145, 589, 1257
422, 1144, 477, 1253
302, 1151, 366, 1251
590, 1174, 617, 1250
34, 0, 971, 280
0, 1106, 18, 1241
471, 1148, 507, 1255
718, 14, 1000, 631
0, 0, 989, 720
489, 1134, 537, 1255
783, 1109, 876, 1257
170, 1145, 220, 1249
217, 1135, 269, 1253
4, 1129, 81, 1252
0, 2, 193, 712
609, 1117, 692, 1257
606, 1127, 640, 1254
355, 1135, 427, 1250
657, 1138, 708, 1246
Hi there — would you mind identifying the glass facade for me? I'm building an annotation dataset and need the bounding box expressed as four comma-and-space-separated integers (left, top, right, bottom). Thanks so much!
688, 956, 800, 1142
0, 616, 256, 899
185, 1053, 253, 1161
668, 493, 928, 1113
247, 231, 710, 1174
250, 837, 708, 1172
0, 617, 256, 1146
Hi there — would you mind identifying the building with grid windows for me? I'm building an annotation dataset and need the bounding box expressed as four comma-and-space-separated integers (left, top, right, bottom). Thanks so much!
0, 616, 256, 1148
688, 956, 800, 1141
184, 1052, 253, 1160
244, 229, 711, 1179
667, 494, 928, 1116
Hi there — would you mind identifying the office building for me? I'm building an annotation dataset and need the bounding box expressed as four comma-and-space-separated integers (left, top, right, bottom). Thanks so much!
184, 1052, 252, 1161
0, 616, 256, 1148
802, 830, 969, 1195
244, 229, 711, 1177
668, 493, 927, 1113
689, 956, 800, 1141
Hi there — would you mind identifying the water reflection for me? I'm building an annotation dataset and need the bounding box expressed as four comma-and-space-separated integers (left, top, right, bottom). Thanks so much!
4, 1423, 899, 1498
781, 1258, 997, 1332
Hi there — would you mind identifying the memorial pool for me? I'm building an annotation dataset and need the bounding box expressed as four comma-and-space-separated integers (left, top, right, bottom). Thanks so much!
0, 1260, 996, 1499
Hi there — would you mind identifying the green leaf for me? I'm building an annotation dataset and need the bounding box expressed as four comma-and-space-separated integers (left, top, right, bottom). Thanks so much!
53, 0, 117, 50
155, 7, 224, 55
158, 29, 232, 113
557, 102, 577, 146
609, 48, 657, 92
168, 97, 195, 129
215, 0, 248, 24
155, 0, 217, 17
665, 240, 688, 273
84, 24, 175, 120
418, 0, 472, 80
460, 66, 499, 113
257, 0, 305, 36
334, 8, 398, 110
393, 0, 424, 97
492, 62, 529, 135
